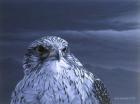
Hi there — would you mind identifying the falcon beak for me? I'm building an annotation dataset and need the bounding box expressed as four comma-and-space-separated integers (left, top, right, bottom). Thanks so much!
48, 49, 62, 61
56, 50, 62, 61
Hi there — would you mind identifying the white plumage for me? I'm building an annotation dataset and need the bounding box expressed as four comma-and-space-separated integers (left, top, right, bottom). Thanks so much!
10, 36, 110, 104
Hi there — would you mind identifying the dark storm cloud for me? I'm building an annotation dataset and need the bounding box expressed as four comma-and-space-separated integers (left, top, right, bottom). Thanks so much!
0, 0, 140, 2
0, 1, 139, 32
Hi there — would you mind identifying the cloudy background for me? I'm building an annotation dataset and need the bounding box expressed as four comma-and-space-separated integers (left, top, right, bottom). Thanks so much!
0, 0, 140, 104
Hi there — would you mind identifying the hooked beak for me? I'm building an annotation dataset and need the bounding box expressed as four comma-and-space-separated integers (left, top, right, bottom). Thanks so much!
56, 50, 62, 61
46, 49, 62, 61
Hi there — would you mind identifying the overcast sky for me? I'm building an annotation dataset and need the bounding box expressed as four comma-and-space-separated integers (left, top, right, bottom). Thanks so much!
0, 1, 140, 32
0, 0, 140, 2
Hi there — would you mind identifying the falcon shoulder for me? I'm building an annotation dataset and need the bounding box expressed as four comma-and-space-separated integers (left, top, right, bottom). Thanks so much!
68, 54, 111, 104
82, 69, 111, 104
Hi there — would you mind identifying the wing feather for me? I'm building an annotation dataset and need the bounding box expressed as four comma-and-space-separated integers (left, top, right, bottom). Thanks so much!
93, 78, 111, 104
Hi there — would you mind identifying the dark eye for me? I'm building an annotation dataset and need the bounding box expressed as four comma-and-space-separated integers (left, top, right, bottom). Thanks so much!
62, 47, 67, 52
35, 45, 49, 54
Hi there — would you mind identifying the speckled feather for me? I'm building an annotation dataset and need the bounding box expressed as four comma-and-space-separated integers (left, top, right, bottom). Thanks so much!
10, 36, 110, 104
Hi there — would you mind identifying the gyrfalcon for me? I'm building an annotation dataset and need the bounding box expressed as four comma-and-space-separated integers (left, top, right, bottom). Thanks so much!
10, 36, 110, 104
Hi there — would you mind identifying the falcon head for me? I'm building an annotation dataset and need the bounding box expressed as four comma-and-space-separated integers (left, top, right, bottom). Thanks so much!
23, 36, 70, 73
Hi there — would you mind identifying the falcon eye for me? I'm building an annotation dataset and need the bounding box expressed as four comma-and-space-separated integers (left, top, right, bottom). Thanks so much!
35, 45, 49, 55
62, 47, 67, 53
